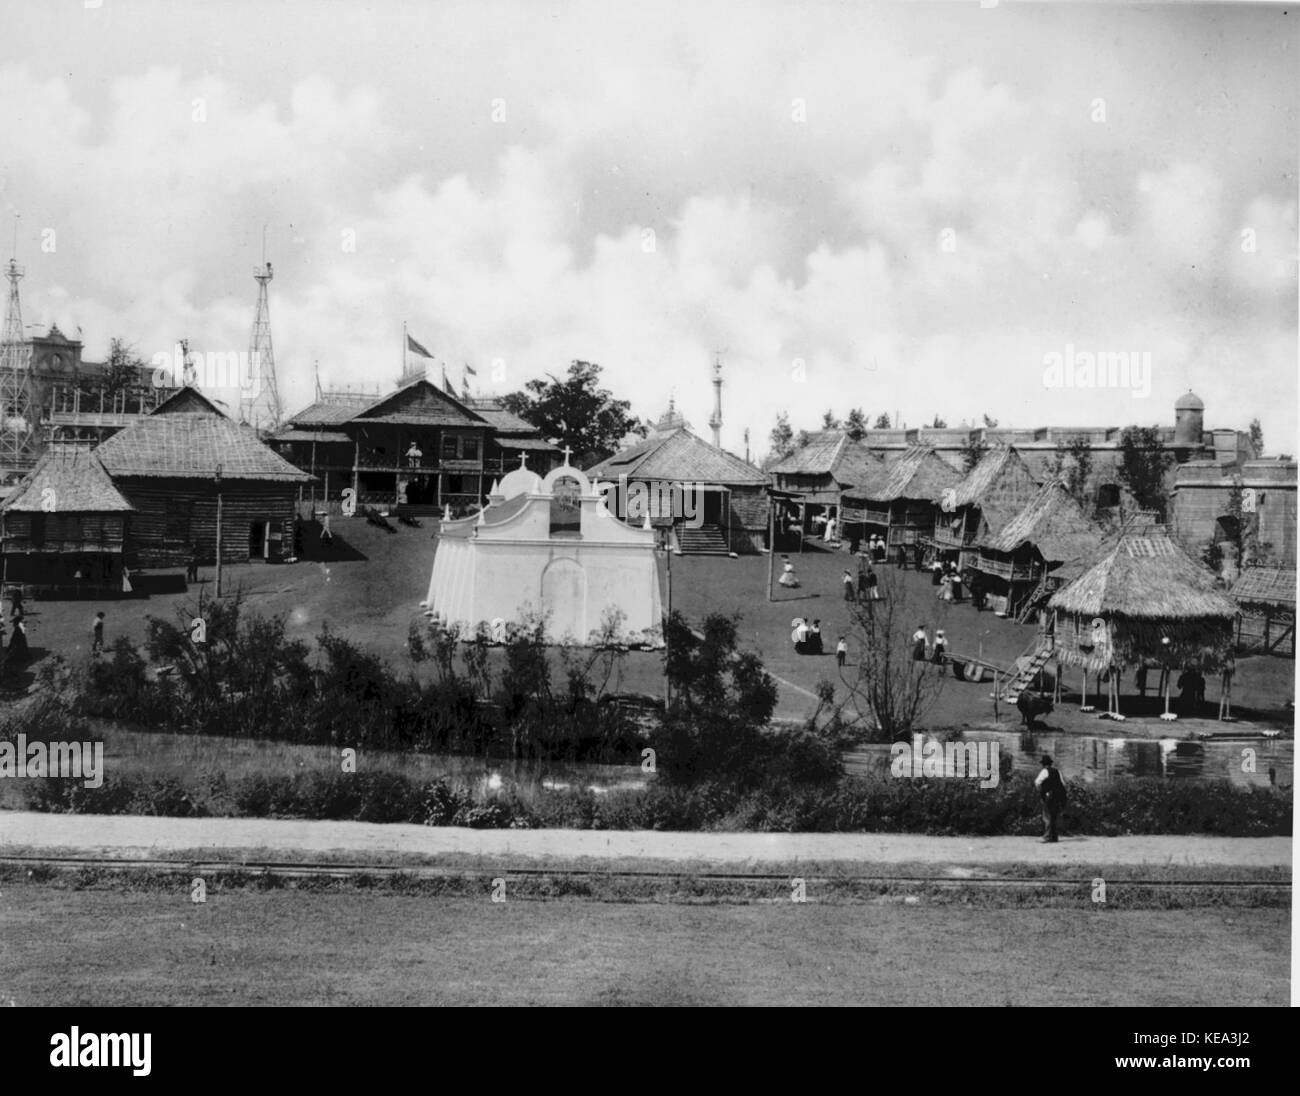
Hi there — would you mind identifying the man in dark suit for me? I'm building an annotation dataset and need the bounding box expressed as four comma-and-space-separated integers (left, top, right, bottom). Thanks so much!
1035, 755, 1067, 843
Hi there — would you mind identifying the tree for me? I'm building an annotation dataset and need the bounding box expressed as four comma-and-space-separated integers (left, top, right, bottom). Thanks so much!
874, 413, 892, 429
960, 435, 988, 472
841, 569, 946, 741
1117, 426, 1173, 517
769, 412, 795, 459
821, 410, 841, 430
500, 360, 644, 466
795, 429, 811, 450
844, 408, 867, 441
929, 414, 947, 429
1249, 418, 1264, 458
651, 611, 778, 789
1048, 435, 1093, 509
104, 338, 145, 399
982, 413, 999, 429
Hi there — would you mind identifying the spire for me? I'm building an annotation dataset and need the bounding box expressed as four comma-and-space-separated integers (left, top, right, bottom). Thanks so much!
709, 351, 723, 447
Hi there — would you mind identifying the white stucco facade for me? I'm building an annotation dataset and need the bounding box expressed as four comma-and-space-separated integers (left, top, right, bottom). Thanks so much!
424, 459, 664, 646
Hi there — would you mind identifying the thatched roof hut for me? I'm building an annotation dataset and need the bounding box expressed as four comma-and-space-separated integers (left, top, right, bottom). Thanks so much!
841, 445, 960, 548
1048, 528, 1238, 673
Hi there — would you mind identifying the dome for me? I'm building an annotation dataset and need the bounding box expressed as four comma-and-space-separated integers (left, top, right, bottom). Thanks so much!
497, 464, 543, 500
1175, 390, 1204, 412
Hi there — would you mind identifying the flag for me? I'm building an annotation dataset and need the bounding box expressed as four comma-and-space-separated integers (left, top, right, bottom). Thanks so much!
463, 362, 477, 376
406, 334, 433, 358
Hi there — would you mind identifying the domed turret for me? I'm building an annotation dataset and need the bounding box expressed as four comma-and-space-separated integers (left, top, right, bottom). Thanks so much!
1173, 389, 1204, 449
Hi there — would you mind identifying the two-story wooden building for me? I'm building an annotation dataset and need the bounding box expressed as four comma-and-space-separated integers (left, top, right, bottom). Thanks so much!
272, 381, 558, 516
930, 446, 1041, 570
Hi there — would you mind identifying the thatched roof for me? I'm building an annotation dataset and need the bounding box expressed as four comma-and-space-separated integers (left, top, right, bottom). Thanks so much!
981, 480, 1105, 563
844, 445, 959, 502
1, 448, 134, 513
768, 431, 882, 485
1048, 531, 1237, 621
947, 445, 1035, 508
587, 428, 767, 486
1231, 567, 1296, 609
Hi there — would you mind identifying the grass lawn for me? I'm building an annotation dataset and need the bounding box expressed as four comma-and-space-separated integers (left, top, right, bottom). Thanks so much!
0, 882, 1286, 1005
4, 520, 1293, 729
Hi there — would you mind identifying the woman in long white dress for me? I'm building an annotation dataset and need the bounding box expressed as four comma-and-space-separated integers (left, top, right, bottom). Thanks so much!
778, 556, 800, 588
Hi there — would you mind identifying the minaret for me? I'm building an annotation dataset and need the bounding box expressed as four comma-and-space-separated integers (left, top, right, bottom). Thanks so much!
709, 352, 723, 447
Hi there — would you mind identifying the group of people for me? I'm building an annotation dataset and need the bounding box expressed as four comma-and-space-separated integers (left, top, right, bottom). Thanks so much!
843, 559, 879, 602
909, 623, 948, 672
930, 559, 965, 603
791, 617, 850, 665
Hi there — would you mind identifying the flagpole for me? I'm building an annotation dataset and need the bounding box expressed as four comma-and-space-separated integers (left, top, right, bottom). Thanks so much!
402, 320, 406, 386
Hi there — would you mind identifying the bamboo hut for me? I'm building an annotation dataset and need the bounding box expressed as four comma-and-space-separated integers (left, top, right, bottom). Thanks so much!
972, 479, 1106, 617
1048, 528, 1239, 717
930, 445, 1040, 570
1230, 567, 1295, 656
840, 445, 960, 554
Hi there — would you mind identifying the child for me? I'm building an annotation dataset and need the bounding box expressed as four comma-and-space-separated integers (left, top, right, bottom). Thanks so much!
836, 636, 848, 668
91, 611, 105, 657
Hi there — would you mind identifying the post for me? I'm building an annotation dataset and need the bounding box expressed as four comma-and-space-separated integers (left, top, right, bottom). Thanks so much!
352, 440, 360, 502
767, 495, 776, 601
214, 468, 224, 598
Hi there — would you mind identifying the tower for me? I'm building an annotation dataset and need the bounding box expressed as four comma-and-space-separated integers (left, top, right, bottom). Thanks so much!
1173, 390, 1205, 451
0, 257, 36, 472
708, 352, 723, 447
242, 261, 282, 432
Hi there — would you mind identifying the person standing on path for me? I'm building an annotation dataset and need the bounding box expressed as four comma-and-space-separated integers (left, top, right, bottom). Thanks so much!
91, 611, 105, 658
843, 569, 856, 602
911, 624, 929, 662
931, 629, 947, 674
1035, 755, 1067, 843
865, 563, 880, 600
836, 635, 848, 668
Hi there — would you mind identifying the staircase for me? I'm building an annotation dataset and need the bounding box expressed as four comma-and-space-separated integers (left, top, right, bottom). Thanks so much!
674, 524, 730, 556
1013, 575, 1052, 624
998, 637, 1055, 702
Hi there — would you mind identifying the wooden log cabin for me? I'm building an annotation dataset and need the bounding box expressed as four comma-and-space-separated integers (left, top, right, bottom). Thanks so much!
0, 447, 135, 592
90, 388, 313, 567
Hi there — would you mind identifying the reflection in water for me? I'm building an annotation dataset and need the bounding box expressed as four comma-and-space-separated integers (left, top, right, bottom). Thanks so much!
845, 732, 1292, 788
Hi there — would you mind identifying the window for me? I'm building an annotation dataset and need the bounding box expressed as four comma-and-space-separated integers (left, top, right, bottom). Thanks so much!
30, 514, 45, 548
442, 434, 459, 460
164, 499, 192, 544
550, 475, 583, 536
461, 436, 479, 461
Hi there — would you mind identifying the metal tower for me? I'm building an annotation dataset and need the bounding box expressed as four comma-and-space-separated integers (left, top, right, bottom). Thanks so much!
0, 258, 36, 472
708, 352, 723, 448
241, 261, 282, 431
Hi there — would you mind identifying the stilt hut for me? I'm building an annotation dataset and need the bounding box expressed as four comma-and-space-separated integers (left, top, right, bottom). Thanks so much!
972, 480, 1105, 618
1229, 567, 1295, 656
930, 445, 1040, 570
1047, 528, 1238, 718
840, 446, 960, 555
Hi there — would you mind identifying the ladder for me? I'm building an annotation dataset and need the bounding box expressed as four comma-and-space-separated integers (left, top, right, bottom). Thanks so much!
999, 636, 1055, 702
1013, 574, 1052, 624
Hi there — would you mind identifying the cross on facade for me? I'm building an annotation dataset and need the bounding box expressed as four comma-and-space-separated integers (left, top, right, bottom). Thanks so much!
561, 444, 573, 465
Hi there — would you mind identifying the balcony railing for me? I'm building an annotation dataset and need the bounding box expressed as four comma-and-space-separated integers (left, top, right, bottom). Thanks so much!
973, 555, 1040, 583
932, 525, 975, 549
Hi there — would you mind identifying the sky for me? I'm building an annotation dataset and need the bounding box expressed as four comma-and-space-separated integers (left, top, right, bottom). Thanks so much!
1, 0, 1296, 457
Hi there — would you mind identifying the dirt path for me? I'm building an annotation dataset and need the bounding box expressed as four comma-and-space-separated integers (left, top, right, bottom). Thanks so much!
0, 812, 1289, 867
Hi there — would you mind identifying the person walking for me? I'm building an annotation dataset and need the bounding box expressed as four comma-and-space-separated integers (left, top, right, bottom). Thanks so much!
823, 515, 837, 546
8, 596, 29, 662
836, 635, 848, 668
186, 544, 200, 583
1035, 755, 1068, 843
931, 629, 947, 674
843, 569, 856, 602
865, 563, 880, 600
809, 619, 824, 655
779, 556, 800, 588
911, 624, 929, 662
91, 611, 105, 658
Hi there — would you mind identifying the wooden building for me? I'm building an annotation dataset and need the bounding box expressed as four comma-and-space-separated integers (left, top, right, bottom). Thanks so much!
973, 480, 1106, 617
271, 381, 558, 515
91, 388, 312, 567
0, 447, 134, 592
930, 445, 1041, 569
766, 430, 882, 531
1230, 567, 1295, 657
840, 446, 960, 552
587, 426, 769, 554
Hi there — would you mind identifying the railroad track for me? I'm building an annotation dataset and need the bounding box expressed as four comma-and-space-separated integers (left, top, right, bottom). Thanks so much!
0, 854, 1289, 891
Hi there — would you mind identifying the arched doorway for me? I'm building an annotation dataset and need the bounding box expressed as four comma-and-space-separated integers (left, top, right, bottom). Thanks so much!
540, 557, 586, 643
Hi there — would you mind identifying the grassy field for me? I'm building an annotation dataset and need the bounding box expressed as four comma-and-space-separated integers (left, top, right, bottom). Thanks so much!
0, 881, 1286, 1005
5, 519, 1293, 730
